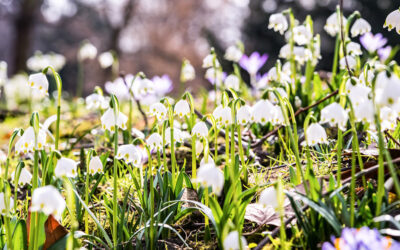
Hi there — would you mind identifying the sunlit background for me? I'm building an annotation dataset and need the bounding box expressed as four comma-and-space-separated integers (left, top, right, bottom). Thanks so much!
0, 0, 398, 95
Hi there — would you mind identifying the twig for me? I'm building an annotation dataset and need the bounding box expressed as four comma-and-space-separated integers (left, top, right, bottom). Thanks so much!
339, 0, 353, 77
384, 130, 400, 148
251, 90, 339, 148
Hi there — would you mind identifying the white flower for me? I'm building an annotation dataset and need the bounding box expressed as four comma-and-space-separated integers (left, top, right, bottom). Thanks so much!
293, 46, 312, 65
324, 12, 347, 37
205, 68, 225, 86
15, 127, 47, 154
104, 77, 130, 101
269, 87, 288, 103
268, 13, 288, 35
147, 133, 163, 151
116, 145, 142, 167
98, 51, 114, 68
237, 105, 251, 125
351, 18, 371, 37
100, 108, 128, 132
339, 56, 357, 70
11, 168, 32, 186
224, 45, 243, 62
213, 105, 232, 126
132, 78, 155, 98
359, 69, 374, 85
376, 74, 400, 107
354, 100, 374, 123
224, 74, 240, 91
305, 123, 327, 146
279, 44, 291, 59
223, 231, 247, 250
293, 25, 312, 45
251, 100, 275, 125
86, 93, 106, 110
200, 155, 214, 166
347, 42, 362, 56
295, 96, 302, 108
321, 103, 348, 130
78, 42, 97, 61
194, 163, 224, 196
31, 185, 65, 219
27, 51, 66, 71
0, 193, 13, 215
384, 9, 400, 34
88, 156, 103, 174
55, 157, 78, 178
28, 73, 49, 96
195, 141, 204, 157
174, 100, 190, 118
259, 186, 279, 209
0, 61, 7, 85
181, 61, 195, 82
272, 105, 285, 126
202, 54, 220, 68
192, 121, 208, 138
0, 150, 6, 163
380, 107, 397, 131
149, 102, 167, 121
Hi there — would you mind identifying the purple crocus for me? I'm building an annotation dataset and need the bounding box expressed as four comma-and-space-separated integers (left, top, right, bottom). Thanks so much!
378, 46, 392, 62
152, 74, 173, 96
360, 32, 387, 53
239, 52, 268, 76
322, 227, 400, 250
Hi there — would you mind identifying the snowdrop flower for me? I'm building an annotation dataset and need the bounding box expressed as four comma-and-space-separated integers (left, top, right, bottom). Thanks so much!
147, 133, 163, 151
339, 56, 357, 70
116, 145, 142, 167
86, 93, 106, 110
279, 44, 291, 59
0, 150, 6, 163
259, 186, 279, 209
295, 96, 302, 109
213, 105, 232, 126
78, 42, 97, 61
354, 100, 374, 123
272, 106, 285, 126
0, 193, 13, 215
380, 107, 397, 131
360, 33, 387, 53
98, 51, 114, 68
237, 105, 251, 125
100, 108, 128, 132
195, 141, 204, 157
15, 127, 47, 154
28, 73, 49, 96
268, 13, 288, 35
321, 103, 348, 130
224, 74, 240, 91
165, 127, 185, 145
205, 68, 226, 86
192, 121, 208, 138
376, 75, 400, 107
104, 77, 130, 101
27, 51, 66, 71
55, 157, 78, 178
181, 60, 195, 82
378, 46, 392, 62
149, 102, 167, 121
11, 168, 32, 186
31, 185, 65, 219
269, 88, 288, 103
324, 13, 347, 37
359, 70, 374, 85
174, 100, 190, 118
132, 78, 155, 99
305, 123, 328, 146
251, 99, 275, 125
195, 163, 224, 196
293, 25, 312, 45
384, 9, 400, 34
293, 46, 312, 65
223, 231, 248, 250
202, 54, 220, 68
88, 156, 103, 174
224, 45, 243, 62
347, 42, 362, 56
152, 75, 173, 96
351, 18, 371, 37
239, 52, 268, 76
200, 155, 215, 166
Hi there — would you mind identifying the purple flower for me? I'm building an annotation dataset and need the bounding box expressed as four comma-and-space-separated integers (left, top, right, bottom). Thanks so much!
322, 227, 400, 250
152, 74, 173, 95
378, 46, 392, 62
239, 52, 268, 75
360, 32, 387, 53
255, 72, 269, 89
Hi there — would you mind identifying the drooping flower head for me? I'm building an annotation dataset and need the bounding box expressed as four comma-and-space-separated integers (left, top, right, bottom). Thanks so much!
28, 73, 49, 97
224, 45, 243, 62
55, 157, 78, 178
0, 192, 13, 215
15, 127, 47, 154
192, 121, 208, 138
324, 12, 347, 37
194, 163, 224, 196
100, 108, 128, 132
268, 13, 288, 35
384, 9, 400, 34
305, 123, 328, 146
351, 18, 371, 37
223, 231, 248, 250
174, 100, 190, 118
239, 52, 268, 76
31, 185, 66, 219
11, 168, 32, 186
78, 41, 97, 61
147, 133, 163, 152
321, 102, 349, 131
116, 144, 143, 167
88, 156, 103, 175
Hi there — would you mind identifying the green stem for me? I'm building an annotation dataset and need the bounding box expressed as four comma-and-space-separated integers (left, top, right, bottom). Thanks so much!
113, 125, 118, 249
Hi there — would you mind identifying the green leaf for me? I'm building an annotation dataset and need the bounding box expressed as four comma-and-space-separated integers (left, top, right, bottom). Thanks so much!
11, 220, 27, 250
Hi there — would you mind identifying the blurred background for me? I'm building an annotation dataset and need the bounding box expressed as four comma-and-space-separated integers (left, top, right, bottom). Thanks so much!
0, 0, 399, 96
